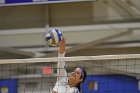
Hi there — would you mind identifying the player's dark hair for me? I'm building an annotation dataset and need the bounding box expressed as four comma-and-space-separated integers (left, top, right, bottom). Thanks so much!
76, 67, 87, 92
77, 84, 81, 92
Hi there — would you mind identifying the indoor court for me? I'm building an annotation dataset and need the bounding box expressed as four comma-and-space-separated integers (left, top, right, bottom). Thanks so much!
0, 0, 140, 93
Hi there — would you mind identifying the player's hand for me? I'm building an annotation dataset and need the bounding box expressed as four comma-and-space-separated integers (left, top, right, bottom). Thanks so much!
59, 37, 65, 54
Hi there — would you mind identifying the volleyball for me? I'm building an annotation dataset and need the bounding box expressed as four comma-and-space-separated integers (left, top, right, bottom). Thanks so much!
45, 29, 63, 46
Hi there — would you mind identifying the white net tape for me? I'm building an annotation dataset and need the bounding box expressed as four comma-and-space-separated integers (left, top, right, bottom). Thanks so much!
0, 54, 140, 64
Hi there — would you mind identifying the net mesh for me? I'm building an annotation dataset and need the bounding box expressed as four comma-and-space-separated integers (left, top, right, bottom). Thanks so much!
0, 54, 140, 93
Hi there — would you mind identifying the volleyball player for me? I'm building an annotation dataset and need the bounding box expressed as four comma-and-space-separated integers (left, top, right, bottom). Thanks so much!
51, 37, 87, 93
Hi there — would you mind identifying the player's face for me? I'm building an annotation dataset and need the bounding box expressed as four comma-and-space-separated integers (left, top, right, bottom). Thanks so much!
68, 68, 83, 86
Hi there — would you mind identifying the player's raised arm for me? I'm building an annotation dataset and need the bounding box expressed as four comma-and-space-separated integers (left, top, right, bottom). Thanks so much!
59, 37, 65, 54
57, 37, 67, 80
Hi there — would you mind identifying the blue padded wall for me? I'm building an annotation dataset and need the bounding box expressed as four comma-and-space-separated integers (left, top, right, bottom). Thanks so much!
0, 79, 17, 93
82, 75, 140, 93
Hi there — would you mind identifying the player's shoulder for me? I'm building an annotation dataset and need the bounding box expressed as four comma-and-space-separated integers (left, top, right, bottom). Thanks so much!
58, 77, 68, 85
74, 88, 80, 93
68, 87, 80, 93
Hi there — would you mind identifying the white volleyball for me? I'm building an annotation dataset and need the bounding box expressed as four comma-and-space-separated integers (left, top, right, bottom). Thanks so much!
46, 29, 63, 46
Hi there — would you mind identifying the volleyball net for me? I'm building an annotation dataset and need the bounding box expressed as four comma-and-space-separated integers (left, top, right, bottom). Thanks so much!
0, 54, 140, 93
